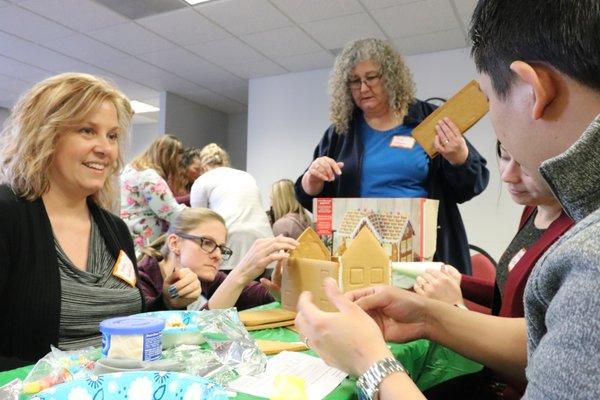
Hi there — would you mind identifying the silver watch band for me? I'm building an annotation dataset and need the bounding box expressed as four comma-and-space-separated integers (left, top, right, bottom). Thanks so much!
356, 357, 406, 399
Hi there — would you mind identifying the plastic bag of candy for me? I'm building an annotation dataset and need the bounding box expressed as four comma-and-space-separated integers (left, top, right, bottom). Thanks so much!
21, 346, 100, 395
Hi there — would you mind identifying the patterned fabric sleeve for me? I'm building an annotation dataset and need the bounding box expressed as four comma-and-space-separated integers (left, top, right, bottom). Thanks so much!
140, 170, 187, 221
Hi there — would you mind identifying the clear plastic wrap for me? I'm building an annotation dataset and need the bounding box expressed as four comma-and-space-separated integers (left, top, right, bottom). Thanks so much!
161, 308, 267, 386
0, 378, 22, 400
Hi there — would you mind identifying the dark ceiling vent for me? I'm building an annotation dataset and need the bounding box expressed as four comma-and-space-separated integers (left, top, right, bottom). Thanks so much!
93, 0, 187, 20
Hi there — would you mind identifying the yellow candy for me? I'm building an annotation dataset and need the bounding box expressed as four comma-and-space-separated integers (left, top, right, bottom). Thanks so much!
270, 375, 307, 400
22, 381, 43, 394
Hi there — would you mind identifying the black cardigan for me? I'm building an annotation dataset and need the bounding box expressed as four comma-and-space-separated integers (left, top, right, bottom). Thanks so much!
294, 101, 490, 274
0, 185, 162, 370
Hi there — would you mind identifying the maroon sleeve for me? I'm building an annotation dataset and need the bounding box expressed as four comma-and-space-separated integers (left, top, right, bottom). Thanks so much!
202, 272, 274, 311
460, 274, 495, 307
137, 257, 165, 304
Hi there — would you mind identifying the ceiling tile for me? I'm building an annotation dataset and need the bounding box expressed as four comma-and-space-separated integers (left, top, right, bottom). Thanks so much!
0, 55, 51, 82
270, 0, 364, 23
137, 8, 230, 46
218, 84, 248, 104
225, 59, 287, 79
275, 50, 335, 72
0, 41, 96, 73
242, 26, 323, 59
371, 0, 458, 39
88, 23, 173, 55
138, 48, 215, 76
0, 30, 30, 53
0, 5, 75, 43
94, 56, 168, 81
44, 34, 129, 65
0, 73, 30, 95
177, 65, 246, 90
108, 78, 158, 101
453, 0, 477, 31
359, 0, 422, 10
0, 0, 10, 7
18, 0, 128, 31
197, 0, 291, 35
301, 13, 386, 50
391, 28, 467, 55
187, 37, 267, 67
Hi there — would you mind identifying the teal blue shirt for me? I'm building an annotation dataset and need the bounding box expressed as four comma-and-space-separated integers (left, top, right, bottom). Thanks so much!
359, 116, 429, 197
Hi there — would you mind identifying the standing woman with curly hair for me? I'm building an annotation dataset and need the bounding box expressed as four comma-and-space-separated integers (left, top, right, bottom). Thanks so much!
295, 38, 489, 274
120, 135, 187, 255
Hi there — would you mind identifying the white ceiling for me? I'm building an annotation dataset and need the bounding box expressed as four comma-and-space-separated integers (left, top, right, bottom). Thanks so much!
0, 0, 477, 120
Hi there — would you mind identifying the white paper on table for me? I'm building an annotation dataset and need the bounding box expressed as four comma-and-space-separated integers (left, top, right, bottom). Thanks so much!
228, 351, 348, 400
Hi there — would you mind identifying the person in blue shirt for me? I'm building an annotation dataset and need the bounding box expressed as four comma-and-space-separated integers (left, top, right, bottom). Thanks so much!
294, 38, 489, 274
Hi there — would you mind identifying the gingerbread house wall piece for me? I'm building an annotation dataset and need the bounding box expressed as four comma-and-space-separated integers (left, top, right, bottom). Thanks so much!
281, 257, 339, 312
339, 226, 390, 292
289, 227, 330, 260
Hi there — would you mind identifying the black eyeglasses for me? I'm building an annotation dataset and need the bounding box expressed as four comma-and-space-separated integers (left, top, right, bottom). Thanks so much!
348, 73, 382, 90
176, 232, 233, 261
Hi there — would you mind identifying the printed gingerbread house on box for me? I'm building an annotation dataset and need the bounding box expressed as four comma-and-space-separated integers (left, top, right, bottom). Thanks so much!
281, 226, 390, 312
337, 209, 414, 262
315, 198, 439, 264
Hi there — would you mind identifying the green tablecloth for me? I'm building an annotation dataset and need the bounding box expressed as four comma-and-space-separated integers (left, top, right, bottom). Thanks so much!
0, 305, 482, 399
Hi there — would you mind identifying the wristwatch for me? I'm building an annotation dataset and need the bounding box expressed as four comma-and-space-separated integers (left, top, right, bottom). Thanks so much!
356, 357, 406, 400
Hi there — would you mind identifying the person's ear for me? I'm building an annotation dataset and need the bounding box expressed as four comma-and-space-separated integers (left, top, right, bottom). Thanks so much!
167, 234, 181, 257
510, 61, 557, 120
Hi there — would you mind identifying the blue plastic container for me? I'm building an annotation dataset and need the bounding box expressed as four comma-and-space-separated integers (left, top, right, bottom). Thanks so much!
99, 317, 165, 361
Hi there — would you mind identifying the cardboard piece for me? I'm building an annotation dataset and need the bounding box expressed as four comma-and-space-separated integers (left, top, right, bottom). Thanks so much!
238, 308, 297, 326
412, 80, 489, 157
245, 320, 296, 331
281, 226, 390, 311
255, 339, 308, 355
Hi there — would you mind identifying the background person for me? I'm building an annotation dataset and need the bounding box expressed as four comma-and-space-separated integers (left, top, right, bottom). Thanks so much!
270, 179, 311, 239
138, 207, 297, 310
120, 134, 187, 255
0, 73, 198, 369
294, 38, 489, 274
190, 143, 274, 271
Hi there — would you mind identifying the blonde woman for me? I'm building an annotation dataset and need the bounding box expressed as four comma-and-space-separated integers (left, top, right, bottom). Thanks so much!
0, 74, 199, 369
295, 38, 489, 274
120, 135, 187, 255
190, 143, 274, 271
138, 208, 297, 310
270, 179, 311, 239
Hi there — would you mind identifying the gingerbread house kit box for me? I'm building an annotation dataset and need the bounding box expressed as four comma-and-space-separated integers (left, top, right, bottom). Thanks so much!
314, 197, 439, 263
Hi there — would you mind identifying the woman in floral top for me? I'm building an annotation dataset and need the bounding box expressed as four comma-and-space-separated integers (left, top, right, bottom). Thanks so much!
120, 135, 187, 255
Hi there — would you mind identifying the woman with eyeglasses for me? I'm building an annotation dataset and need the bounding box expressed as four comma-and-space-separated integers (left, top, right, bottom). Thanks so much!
137, 207, 298, 311
295, 38, 489, 274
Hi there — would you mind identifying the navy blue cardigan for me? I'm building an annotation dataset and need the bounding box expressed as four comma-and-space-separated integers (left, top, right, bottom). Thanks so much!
294, 100, 490, 274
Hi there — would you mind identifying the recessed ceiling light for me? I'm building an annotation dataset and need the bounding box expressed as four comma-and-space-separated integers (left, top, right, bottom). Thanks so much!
130, 100, 159, 114
184, 0, 214, 5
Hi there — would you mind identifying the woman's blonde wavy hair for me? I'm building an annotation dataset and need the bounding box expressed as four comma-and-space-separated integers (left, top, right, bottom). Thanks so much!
0, 72, 133, 208
270, 179, 310, 225
199, 143, 230, 170
329, 38, 416, 133
139, 207, 226, 262
130, 134, 184, 184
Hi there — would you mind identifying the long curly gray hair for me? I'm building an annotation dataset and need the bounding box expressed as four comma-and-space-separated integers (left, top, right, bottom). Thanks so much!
329, 38, 416, 133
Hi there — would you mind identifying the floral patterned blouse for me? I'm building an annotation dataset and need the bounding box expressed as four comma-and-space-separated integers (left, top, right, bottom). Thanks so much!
120, 165, 186, 256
